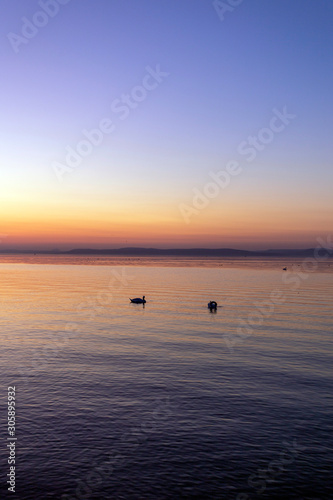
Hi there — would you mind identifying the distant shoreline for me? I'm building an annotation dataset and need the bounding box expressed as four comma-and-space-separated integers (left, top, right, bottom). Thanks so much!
0, 247, 331, 258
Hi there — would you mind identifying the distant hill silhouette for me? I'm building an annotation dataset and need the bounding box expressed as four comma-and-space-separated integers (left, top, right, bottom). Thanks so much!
64, 247, 328, 257
66, 247, 252, 256
0, 247, 330, 257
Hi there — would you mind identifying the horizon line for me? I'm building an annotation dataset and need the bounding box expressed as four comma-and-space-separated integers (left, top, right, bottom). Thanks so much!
0, 246, 329, 257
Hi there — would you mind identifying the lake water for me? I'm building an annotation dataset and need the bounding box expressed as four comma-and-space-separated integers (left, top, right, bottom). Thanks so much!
0, 257, 332, 499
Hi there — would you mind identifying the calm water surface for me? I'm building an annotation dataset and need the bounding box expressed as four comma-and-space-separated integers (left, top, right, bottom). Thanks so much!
0, 259, 332, 499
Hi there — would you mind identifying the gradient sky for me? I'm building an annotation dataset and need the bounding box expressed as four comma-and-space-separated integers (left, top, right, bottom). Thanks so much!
1, 0, 332, 250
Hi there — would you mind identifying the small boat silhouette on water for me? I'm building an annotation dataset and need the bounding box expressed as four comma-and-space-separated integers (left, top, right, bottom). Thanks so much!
130, 296, 146, 304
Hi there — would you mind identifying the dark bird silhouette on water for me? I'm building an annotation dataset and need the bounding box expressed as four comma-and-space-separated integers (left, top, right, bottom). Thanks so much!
130, 296, 146, 304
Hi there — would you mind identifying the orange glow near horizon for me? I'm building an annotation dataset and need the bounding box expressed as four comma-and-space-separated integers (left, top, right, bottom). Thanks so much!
2, 193, 331, 250
1, 163, 332, 251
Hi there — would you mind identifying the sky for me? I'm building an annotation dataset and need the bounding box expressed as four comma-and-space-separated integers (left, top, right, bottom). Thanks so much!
0, 0, 332, 250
